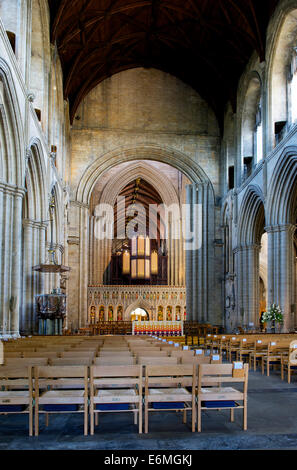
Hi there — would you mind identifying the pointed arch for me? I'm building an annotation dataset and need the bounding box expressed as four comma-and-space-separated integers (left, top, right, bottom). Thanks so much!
238, 185, 266, 246
266, 146, 297, 226
75, 144, 215, 206
0, 58, 25, 186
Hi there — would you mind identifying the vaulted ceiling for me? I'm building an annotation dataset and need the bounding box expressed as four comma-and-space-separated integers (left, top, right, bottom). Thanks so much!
48, 0, 279, 128
114, 178, 163, 239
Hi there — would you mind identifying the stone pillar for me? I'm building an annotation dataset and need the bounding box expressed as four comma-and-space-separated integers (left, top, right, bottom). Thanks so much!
266, 224, 296, 332
185, 185, 193, 321
79, 204, 89, 328
0, 183, 25, 338
21, 219, 47, 335
234, 244, 260, 329
185, 183, 214, 323
68, 201, 90, 330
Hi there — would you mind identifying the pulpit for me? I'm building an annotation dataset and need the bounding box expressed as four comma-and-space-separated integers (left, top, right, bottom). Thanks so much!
35, 292, 66, 335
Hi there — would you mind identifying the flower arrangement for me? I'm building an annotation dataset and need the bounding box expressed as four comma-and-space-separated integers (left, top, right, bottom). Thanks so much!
261, 304, 283, 324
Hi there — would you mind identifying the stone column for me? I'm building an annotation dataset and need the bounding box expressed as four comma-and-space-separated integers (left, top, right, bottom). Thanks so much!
266, 224, 296, 332
21, 219, 47, 335
185, 183, 214, 323
79, 204, 89, 328
0, 183, 25, 338
234, 244, 261, 329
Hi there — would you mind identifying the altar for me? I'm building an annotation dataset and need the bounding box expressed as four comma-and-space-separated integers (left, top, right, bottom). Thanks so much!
132, 321, 183, 336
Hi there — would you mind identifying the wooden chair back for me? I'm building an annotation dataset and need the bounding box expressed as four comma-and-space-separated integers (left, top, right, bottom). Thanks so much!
93, 356, 136, 366
49, 357, 92, 366
137, 356, 178, 365
3, 357, 48, 367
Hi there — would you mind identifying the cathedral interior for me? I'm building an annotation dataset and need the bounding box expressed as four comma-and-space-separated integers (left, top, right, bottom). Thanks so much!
0, 0, 296, 337
2, 0, 297, 452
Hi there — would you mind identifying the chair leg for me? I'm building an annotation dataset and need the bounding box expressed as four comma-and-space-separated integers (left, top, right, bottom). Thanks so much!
281, 363, 284, 380
192, 400, 195, 433
34, 405, 39, 436
90, 402, 94, 435
138, 403, 142, 434
29, 403, 33, 437
243, 402, 247, 431
95, 412, 99, 426
84, 407, 88, 436
197, 401, 201, 432
230, 408, 234, 423
288, 366, 291, 384
144, 399, 149, 434
183, 408, 187, 424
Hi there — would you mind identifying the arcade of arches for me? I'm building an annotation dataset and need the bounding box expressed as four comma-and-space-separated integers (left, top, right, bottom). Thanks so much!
1, 0, 297, 338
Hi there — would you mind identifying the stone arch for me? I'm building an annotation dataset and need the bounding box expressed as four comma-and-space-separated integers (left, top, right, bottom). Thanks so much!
266, 146, 297, 226
98, 161, 180, 208
0, 58, 25, 186
21, 139, 48, 334
70, 144, 217, 329
30, 0, 51, 131
265, 146, 297, 331
124, 299, 152, 320
24, 138, 47, 221
238, 185, 266, 246
266, 0, 297, 149
76, 144, 215, 206
241, 72, 263, 166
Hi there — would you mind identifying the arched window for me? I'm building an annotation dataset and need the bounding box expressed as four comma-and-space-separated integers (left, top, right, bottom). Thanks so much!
269, 9, 297, 147
289, 47, 297, 124
242, 76, 263, 180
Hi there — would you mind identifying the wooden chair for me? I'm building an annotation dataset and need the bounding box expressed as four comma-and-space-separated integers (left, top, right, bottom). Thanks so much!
49, 357, 92, 366
281, 341, 297, 383
34, 365, 89, 436
3, 357, 48, 366
181, 354, 221, 365
89, 365, 143, 434
236, 338, 255, 363
0, 365, 33, 436
144, 364, 196, 433
227, 337, 241, 362
137, 356, 178, 366
93, 356, 136, 366
196, 363, 249, 432
249, 339, 269, 371
135, 350, 169, 358
97, 351, 132, 357
261, 341, 288, 377
170, 350, 195, 363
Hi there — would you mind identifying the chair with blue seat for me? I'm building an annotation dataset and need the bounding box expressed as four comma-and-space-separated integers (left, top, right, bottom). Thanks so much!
0, 365, 34, 436
196, 363, 249, 432
144, 364, 196, 433
89, 365, 143, 434
33, 365, 89, 436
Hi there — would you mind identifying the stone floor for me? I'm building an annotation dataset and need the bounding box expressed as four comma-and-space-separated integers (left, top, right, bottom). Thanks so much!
1, 366, 297, 451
